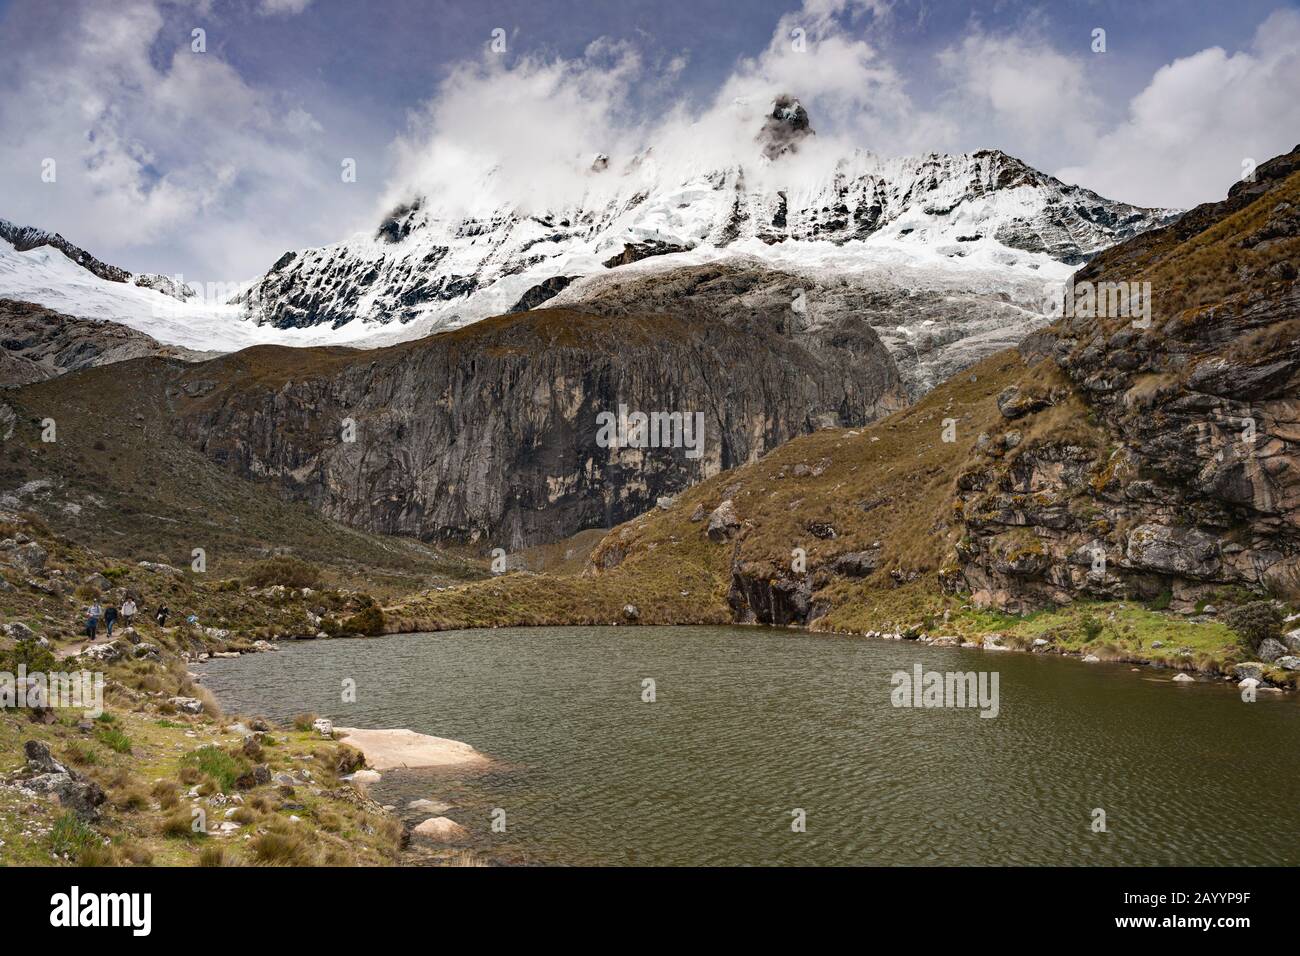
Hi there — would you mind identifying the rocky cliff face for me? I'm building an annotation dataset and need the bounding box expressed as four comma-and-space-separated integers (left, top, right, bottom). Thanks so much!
955, 145, 1300, 610
551, 256, 1062, 398
172, 305, 905, 550
0, 298, 204, 386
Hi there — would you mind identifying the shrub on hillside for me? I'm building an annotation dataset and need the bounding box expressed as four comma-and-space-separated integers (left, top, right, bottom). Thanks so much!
1223, 601, 1282, 655
342, 603, 385, 636
0, 639, 57, 674
244, 556, 321, 589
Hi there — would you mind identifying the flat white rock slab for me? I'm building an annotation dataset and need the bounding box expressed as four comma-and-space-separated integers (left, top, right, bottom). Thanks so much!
334, 727, 488, 771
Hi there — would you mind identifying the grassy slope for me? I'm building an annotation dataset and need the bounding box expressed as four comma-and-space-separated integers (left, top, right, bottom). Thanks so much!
0, 512, 409, 867
1, 357, 483, 598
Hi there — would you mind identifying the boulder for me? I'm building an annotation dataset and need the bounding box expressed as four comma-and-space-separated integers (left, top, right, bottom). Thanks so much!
621, 604, 639, 622
2, 621, 35, 640
23, 741, 104, 820
832, 549, 880, 577
1082, 654, 1101, 663
1284, 629, 1300, 654
168, 696, 204, 714
24, 740, 65, 775
83, 572, 112, 591
8, 542, 47, 573
1171, 673, 1195, 683
1257, 638, 1288, 663
1234, 663, 1265, 681
706, 500, 741, 542
312, 717, 334, 738
81, 641, 122, 663
235, 764, 272, 790
1275, 655, 1300, 671
412, 816, 468, 842
408, 798, 453, 814
995, 385, 1049, 419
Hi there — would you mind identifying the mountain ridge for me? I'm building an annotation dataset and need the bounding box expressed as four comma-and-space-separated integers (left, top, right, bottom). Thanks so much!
236, 134, 1179, 339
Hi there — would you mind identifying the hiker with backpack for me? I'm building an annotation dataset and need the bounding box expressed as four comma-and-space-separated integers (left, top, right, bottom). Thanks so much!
121, 597, 137, 630
103, 603, 118, 637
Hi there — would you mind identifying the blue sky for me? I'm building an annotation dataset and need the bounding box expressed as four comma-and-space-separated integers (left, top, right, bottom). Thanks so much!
1, 0, 1297, 279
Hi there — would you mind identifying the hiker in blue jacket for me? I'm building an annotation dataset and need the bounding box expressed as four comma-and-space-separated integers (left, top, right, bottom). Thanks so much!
84, 601, 102, 640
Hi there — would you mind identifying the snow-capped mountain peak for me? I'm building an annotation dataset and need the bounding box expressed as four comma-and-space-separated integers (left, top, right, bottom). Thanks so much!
235, 106, 1178, 336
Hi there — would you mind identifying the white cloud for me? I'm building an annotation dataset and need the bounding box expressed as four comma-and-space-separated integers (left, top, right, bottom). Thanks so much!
381, 0, 952, 218
0, 0, 370, 279
3, 0, 1292, 285
1055, 8, 1300, 208
257, 0, 313, 16
936, 28, 1103, 155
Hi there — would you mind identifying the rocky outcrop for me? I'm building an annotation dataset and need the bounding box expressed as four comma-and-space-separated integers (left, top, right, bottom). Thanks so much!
0, 299, 204, 386
173, 306, 905, 550
132, 273, 195, 301
0, 219, 130, 283
551, 259, 1063, 398
757, 94, 814, 160
17, 740, 106, 821
507, 275, 578, 312
954, 145, 1300, 610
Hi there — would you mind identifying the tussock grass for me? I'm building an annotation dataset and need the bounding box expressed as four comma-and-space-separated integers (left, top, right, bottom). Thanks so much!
180, 746, 243, 793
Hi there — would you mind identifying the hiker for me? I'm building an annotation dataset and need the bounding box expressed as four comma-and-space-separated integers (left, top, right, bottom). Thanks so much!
84, 601, 102, 641
155, 604, 169, 627
120, 597, 137, 630
103, 603, 118, 637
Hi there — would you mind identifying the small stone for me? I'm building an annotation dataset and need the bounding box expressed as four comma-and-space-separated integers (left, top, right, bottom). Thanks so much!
1171, 673, 1195, 683
1082, 654, 1101, 663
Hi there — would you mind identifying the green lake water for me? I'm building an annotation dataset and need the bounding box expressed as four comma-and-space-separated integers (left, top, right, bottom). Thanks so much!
201, 625, 1300, 866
